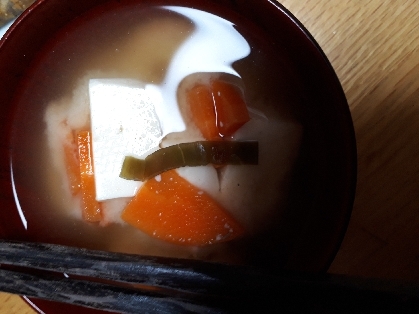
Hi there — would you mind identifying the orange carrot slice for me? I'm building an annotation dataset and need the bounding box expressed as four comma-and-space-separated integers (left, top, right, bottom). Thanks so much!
187, 80, 250, 140
211, 79, 250, 137
77, 130, 102, 222
63, 131, 81, 196
121, 170, 244, 246
187, 84, 221, 141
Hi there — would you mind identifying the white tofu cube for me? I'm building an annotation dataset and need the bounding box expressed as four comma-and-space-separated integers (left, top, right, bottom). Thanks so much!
89, 79, 163, 201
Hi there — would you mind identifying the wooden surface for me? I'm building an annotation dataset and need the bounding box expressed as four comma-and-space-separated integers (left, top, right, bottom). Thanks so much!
2, 0, 419, 312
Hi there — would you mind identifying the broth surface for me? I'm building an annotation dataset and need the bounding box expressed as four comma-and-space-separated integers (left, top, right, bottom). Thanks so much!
10, 1, 302, 267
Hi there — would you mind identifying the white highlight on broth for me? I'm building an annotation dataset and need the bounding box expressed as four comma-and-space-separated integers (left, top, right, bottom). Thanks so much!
10, 160, 28, 230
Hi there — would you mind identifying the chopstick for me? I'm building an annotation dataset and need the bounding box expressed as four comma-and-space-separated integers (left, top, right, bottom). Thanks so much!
1, 240, 419, 313
0, 240, 269, 296
0, 240, 270, 313
0, 267, 217, 314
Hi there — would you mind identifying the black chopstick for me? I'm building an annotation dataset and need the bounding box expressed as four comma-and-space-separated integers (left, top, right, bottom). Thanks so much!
0, 268, 221, 314
0, 240, 268, 297
2, 240, 419, 313
0, 240, 250, 313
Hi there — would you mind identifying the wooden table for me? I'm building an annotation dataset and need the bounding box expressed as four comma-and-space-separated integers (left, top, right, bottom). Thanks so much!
2, 0, 419, 312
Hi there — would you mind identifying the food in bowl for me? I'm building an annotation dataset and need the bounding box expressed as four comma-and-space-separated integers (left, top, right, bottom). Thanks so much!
9, 1, 303, 266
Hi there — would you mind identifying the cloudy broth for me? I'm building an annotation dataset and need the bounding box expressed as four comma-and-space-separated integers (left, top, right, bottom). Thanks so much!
9, 1, 302, 268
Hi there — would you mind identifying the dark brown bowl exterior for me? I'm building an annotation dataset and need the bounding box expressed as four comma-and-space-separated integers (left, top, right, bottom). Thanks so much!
0, 0, 356, 313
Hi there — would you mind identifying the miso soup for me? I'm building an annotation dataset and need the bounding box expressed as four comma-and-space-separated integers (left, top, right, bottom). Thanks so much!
9, 1, 303, 268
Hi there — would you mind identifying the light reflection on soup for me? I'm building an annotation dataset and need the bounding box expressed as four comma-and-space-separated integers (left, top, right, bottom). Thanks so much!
10, 2, 302, 268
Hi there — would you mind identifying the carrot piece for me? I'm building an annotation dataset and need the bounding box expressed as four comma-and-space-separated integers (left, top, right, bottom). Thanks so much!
121, 170, 244, 246
187, 80, 250, 140
77, 130, 102, 222
211, 80, 250, 137
187, 84, 221, 140
63, 132, 81, 195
